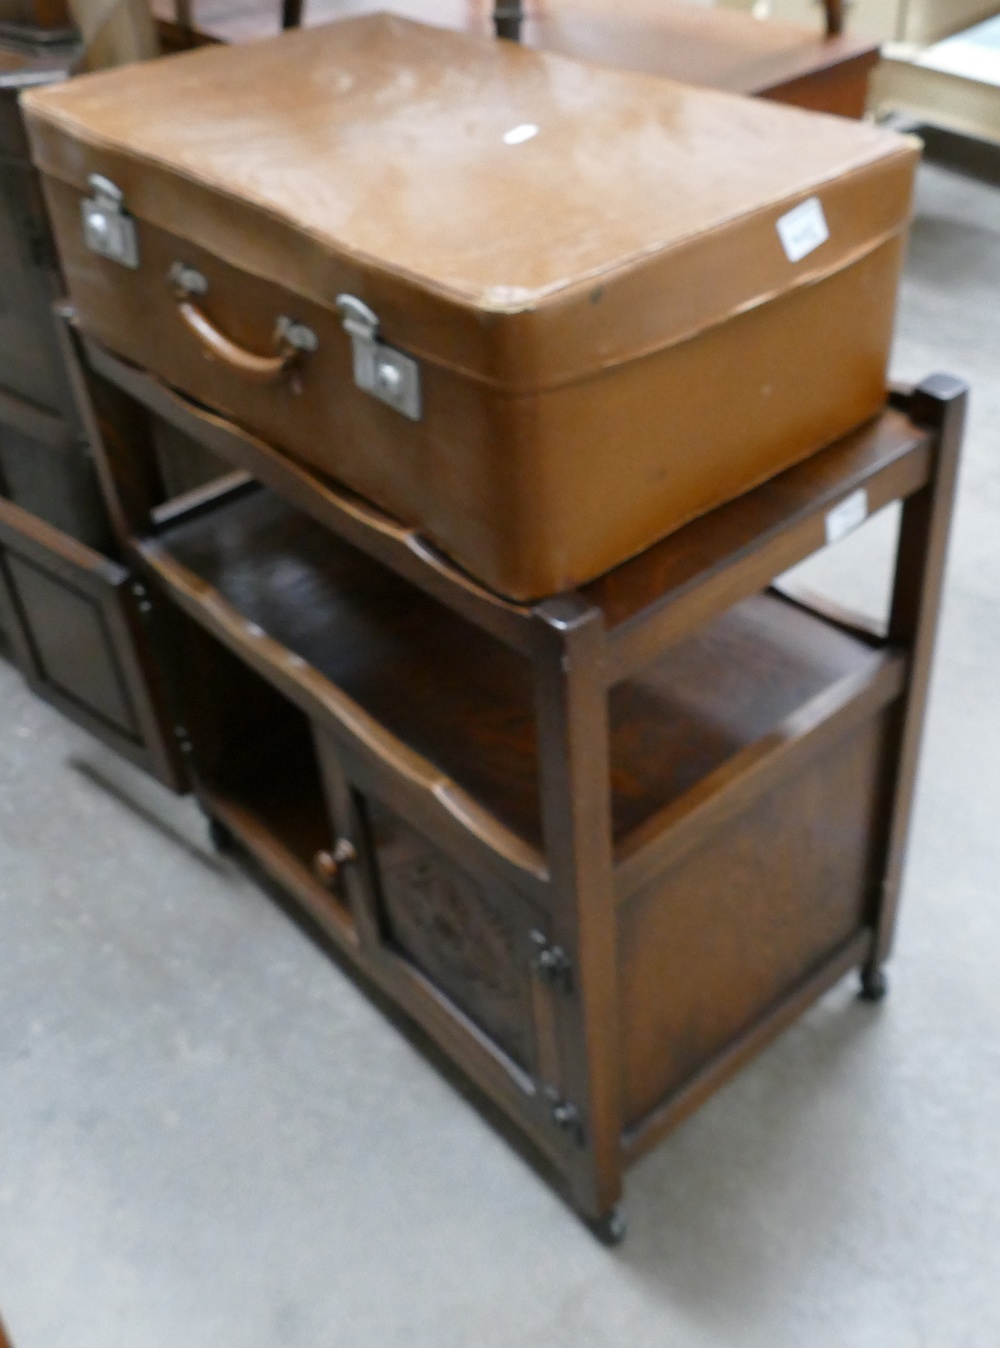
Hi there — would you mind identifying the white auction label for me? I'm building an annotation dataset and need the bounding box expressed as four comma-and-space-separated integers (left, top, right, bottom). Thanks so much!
776, 197, 830, 264
825, 488, 868, 545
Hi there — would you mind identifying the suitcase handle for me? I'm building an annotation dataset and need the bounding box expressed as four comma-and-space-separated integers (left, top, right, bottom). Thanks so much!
170, 263, 318, 384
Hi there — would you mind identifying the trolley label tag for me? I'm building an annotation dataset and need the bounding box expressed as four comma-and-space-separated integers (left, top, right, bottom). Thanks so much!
777, 197, 830, 263
825, 488, 868, 545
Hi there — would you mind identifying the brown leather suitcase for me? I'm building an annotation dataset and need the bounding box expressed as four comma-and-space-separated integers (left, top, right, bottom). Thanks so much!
23, 15, 919, 599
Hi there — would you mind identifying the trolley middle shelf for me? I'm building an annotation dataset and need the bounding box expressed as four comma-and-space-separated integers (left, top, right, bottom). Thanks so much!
142, 476, 906, 895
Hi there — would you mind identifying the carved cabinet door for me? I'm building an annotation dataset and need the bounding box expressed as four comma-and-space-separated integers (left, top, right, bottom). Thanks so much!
311, 731, 558, 1086
363, 794, 545, 1072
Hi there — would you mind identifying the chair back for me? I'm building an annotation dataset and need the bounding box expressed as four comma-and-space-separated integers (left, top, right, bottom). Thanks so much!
824, 0, 845, 36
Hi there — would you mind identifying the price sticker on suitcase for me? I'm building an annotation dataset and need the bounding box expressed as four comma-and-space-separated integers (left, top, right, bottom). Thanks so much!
777, 197, 830, 264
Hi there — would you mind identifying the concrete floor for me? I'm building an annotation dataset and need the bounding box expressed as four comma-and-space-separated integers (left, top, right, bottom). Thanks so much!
2, 150, 1000, 1348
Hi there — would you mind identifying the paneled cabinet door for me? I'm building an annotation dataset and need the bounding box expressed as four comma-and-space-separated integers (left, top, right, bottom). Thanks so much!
0, 495, 186, 790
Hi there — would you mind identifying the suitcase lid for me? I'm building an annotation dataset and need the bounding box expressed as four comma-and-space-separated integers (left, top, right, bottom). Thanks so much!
22, 14, 919, 391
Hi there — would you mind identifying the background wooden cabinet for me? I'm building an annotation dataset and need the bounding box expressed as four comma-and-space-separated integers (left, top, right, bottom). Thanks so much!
716, 0, 1000, 44
0, 43, 199, 790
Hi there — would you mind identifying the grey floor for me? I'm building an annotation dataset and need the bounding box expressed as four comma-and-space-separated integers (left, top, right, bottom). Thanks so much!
2, 150, 1000, 1348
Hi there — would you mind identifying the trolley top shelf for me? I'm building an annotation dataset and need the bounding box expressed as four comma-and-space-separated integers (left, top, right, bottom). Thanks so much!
85, 331, 936, 680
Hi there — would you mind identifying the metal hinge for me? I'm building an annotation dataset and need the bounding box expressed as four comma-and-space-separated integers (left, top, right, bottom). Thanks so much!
173, 724, 193, 757
81, 174, 139, 269
544, 1087, 585, 1145
335, 294, 421, 421
130, 580, 154, 620
530, 929, 573, 993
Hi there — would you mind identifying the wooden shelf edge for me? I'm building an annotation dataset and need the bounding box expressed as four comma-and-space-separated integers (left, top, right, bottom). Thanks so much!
0, 493, 127, 585
598, 412, 933, 683
150, 468, 257, 530
614, 651, 907, 899
139, 538, 551, 892
620, 927, 874, 1166
83, 333, 535, 654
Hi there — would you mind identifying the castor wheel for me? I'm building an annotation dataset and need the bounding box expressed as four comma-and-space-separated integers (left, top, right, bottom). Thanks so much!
859, 966, 888, 1002
208, 817, 235, 853
588, 1206, 627, 1247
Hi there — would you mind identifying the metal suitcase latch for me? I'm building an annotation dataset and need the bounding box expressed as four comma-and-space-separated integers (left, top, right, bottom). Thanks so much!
81, 174, 139, 269
335, 294, 421, 421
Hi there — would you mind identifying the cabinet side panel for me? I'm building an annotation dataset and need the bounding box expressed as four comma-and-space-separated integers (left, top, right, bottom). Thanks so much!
618, 713, 892, 1128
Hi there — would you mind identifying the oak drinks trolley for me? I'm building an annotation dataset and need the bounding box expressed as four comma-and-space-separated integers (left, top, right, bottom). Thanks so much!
62, 314, 964, 1238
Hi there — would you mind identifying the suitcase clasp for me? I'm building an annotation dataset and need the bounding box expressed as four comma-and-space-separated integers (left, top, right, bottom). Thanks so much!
81, 174, 139, 269
335, 294, 421, 422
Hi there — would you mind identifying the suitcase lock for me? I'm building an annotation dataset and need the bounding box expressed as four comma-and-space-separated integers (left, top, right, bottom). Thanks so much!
335, 295, 421, 422
81, 174, 139, 269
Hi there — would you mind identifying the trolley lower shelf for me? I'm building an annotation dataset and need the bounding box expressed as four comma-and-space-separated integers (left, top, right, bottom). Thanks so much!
139, 474, 908, 1202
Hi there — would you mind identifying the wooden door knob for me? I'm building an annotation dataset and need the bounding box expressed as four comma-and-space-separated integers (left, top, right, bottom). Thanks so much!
313, 838, 357, 889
